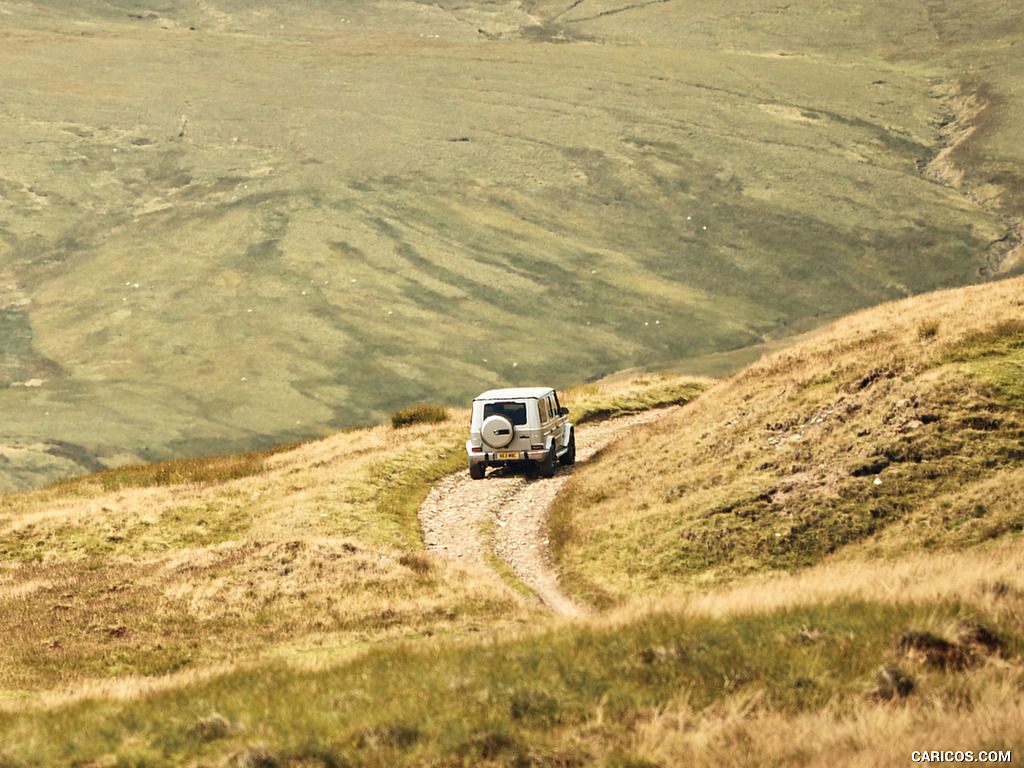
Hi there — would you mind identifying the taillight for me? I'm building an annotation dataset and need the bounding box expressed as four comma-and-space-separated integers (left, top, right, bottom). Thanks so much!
531, 445, 544, 451
471, 447, 483, 453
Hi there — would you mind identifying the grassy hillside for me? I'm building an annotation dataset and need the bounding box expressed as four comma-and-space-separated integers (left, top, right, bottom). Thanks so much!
0, 417, 527, 694
2, 0, 1023, 490
1, 282, 1023, 765
0, 376, 699, 701
553, 274, 1024, 603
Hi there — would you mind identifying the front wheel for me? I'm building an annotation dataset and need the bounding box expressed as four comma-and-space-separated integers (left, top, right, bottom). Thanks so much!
469, 462, 485, 480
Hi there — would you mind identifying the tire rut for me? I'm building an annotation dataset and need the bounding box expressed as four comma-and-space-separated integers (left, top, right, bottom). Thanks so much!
418, 407, 675, 616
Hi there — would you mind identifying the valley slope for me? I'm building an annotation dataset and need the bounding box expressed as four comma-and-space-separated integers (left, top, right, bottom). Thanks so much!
2, 0, 1023, 490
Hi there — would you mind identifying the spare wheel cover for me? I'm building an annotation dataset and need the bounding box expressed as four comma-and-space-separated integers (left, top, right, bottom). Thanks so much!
481, 414, 514, 449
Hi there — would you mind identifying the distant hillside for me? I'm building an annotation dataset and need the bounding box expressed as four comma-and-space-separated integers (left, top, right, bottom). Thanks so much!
553, 274, 1024, 604
2, 0, 1023, 491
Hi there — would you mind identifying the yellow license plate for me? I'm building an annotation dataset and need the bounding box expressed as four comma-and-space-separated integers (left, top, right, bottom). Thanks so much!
495, 452, 519, 460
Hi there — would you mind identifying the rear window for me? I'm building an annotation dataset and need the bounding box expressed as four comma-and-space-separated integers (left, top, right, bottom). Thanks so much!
483, 401, 528, 426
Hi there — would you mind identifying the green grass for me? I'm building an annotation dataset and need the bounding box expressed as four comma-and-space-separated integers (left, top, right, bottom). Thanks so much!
0, 599, 1015, 767
565, 376, 710, 424
44, 444, 299, 494
369, 434, 466, 548
0, 374, 726, 696
1, 0, 1023, 490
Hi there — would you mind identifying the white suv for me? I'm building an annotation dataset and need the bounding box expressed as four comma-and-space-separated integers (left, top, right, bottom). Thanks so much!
466, 387, 575, 479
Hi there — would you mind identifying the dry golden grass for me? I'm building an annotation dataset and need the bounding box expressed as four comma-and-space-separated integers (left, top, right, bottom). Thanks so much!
626, 667, 1022, 767
585, 531, 1024, 767
553, 275, 1024, 605
4, 541, 1016, 767
604, 537, 1024, 632
0, 413, 541, 705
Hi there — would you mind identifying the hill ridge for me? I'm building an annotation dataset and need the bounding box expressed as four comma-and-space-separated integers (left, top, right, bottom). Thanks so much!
551, 273, 1024, 602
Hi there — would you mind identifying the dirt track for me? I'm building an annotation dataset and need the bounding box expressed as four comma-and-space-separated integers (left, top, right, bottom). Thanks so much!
418, 409, 673, 617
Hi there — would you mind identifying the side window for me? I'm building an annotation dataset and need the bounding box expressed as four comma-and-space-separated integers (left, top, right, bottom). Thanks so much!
548, 395, 557, 420
539, 398, 549, 423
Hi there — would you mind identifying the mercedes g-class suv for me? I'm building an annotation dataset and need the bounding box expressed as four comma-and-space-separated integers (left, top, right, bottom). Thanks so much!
466, 387, 575, 479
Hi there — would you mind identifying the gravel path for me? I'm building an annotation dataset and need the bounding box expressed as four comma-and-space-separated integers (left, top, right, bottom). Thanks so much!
418, 408, 674, 617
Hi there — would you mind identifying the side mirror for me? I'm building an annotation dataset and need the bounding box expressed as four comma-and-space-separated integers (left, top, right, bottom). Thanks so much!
560, 407, 569, 416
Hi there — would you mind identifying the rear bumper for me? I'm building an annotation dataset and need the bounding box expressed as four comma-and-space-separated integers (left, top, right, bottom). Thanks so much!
467, 448, 548, 465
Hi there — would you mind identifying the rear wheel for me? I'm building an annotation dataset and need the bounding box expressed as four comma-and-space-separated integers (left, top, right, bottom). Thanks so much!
558, 429, 576, 466
537, 447, 556, 478
469, 462, 485, 480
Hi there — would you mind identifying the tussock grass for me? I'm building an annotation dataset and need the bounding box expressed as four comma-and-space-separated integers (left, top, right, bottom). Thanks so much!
1, 586, 1018, 766
389, 404, 449, 429
0, 373, 707, 704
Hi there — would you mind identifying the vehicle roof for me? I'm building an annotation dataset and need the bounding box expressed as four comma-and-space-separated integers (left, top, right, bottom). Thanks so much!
473, 387, 554, 401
